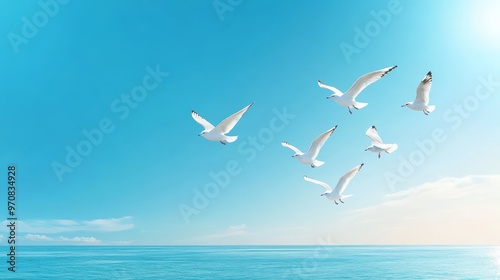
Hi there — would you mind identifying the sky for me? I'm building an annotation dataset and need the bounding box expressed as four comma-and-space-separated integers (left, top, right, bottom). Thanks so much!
0, 0, 499, 245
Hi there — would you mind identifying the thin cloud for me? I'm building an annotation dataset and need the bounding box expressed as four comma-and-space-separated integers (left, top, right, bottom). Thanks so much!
24, 234, 53, 241
228, 224, 247, 232
337, 175, 500, 244
4, 216, 134, 234
22, 234, 130, 245
59, 236, 101, 244
204, 224, 248, 240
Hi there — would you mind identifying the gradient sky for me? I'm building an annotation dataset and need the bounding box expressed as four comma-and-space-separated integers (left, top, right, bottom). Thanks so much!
0, 0, 499, 245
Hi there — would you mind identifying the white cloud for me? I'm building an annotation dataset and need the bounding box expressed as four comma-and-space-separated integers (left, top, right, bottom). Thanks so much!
227, 224, 247, 234
23, 234, 101, 244
109, 240, 133, 245
334, 175, 500, 244
24, 234, 53, 241
59, 236, 101, 244
22, 233, 129, 245
82, 217, 134, 231
4, 216, 134, 234
203, 224, 248, 241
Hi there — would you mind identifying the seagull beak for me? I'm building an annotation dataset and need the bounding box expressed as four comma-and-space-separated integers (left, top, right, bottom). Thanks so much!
198, 133, 202, 136
364, 149, 368, 151
401, 105, 405, 107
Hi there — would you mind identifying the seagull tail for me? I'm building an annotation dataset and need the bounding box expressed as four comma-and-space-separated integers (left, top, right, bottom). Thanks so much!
340, 194, 353, 200
352, 101, 368, 109
311, 159, 325, 168
386, 144, 398, 154
426, 105, 436, 113
224, 135, 238, 143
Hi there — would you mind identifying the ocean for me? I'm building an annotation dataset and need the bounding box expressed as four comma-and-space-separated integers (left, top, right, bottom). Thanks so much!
1, 246, 499, 279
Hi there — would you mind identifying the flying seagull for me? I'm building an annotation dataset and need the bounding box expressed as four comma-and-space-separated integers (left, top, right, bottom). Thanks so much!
304, 163, 364, 205
365, 126, 398, 159
402, 71, 435, 115
281, 125, 338, 168
192, 103, 253, 145
318, 65, 397, 114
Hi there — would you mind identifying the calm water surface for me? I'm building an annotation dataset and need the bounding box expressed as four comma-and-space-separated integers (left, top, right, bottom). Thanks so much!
1, 246, 499, 279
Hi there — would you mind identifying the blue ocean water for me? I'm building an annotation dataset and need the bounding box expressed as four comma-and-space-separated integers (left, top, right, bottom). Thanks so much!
1, 246, 499, 279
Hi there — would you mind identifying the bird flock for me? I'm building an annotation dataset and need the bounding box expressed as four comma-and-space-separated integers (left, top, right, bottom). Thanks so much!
192, 66, 435, 204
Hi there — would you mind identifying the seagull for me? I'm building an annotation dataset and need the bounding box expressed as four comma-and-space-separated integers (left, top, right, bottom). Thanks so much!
402, 71, 435, 115
318, 66, 397, 114
192, 103, 253, 145
304, 163, 364, 205
281, 126, 338, 168
365, 126, 398, 159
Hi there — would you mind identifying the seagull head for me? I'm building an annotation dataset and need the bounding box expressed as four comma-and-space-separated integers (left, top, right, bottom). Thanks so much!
326, 94, 340, 99
320, 193, 325, 196
292, 154, 299, 158
401, 102, 411, 107
198, 131, 207, 136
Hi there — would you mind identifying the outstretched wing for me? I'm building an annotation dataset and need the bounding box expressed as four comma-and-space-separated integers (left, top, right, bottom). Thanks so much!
281, 141, 302, 154
305, 126, 338, 158
343, 65, 397, 99
192, 110, 215, 130
214, 103, 254, 134
318, 80, 343, 96
333, 163, 364, 195
366, 126, 383, 145
415, 71, 432, 105
304, 176, 332, 192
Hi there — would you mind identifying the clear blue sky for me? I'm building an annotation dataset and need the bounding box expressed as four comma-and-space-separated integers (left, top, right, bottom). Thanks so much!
0, 0, 499, 245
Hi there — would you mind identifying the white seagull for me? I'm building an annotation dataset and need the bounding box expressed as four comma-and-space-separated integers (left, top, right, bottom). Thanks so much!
192, 103, 253, 145
318, 65, 397, 114
304, 163, 364, 205
402, 71, 435, 115
365, 126, 398, 159
281, 126, 338, 168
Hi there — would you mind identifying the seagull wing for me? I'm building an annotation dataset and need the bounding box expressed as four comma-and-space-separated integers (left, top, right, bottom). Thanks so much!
318, 80, 343, 96
343, 65, 397, 99
281, 141, 302, 154
304, 176, 332, 192
415, 71, 432, 105
366, 126, 383, 145
214, 103, 253, 134
192, 110, 215, 130
333, 163, 364, 195
305, 126, 337, 159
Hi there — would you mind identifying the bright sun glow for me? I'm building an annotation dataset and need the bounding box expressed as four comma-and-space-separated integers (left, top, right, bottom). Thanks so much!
473, 1, 500, 46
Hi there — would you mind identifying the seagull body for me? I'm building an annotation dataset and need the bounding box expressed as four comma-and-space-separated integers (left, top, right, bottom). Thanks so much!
365, 126, 398, 159
304, 163, 364, 205
318, 66, 397, 114
402, 71, 435, 115
192, 103, 253, 145
281, 126, 338, 168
